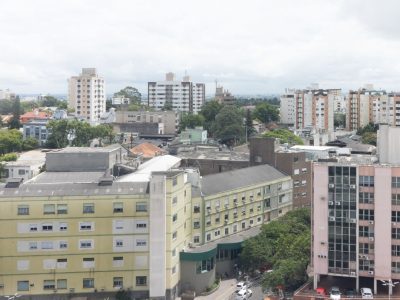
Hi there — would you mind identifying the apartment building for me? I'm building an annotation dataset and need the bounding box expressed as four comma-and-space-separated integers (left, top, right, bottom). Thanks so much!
148, 73, 205, 114
280, 88, 296, 125
114, 110, 179, 135
249, 137, 312, 208
0, 143, 294, 299
312, 124, 400, 295
215, 85, 236, 106
346, 88, 388, 131
68, 68, 106, 124
181, 164, 292, 293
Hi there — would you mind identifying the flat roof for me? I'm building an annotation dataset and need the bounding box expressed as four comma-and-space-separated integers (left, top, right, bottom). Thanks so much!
291, 145, 338, 151
117, 155, 181, 182
49, 144, 121, 154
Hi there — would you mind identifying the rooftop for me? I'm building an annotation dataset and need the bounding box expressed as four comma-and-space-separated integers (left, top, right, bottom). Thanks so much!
177, 146, 249, 161
200, 164, 288, 196
130, 142, 165, 158
5, 150, 46, 167
50, 144, 121, 154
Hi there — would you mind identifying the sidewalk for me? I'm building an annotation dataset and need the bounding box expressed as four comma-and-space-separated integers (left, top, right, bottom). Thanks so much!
195, 278, 237, 300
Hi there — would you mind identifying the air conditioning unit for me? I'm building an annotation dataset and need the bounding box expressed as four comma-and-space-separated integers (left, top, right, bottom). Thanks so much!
328, 201, 334, 205
350, 219, 357, 223
350, 184, 356, 189
368, 271, 374, 275
0, 284, 4, 288
69, 288, 75, 293
393, 222, 397, 226
358, 255, 363, 259
350, 272, 356, 276
369, 237, 374, 242
369, 221, 374, 225
329, 217, 336, 221
329, 184, 335, 188
336, 201, 341, 206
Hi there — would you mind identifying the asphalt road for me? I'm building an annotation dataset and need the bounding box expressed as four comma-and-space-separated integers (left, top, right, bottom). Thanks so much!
228, 278, 263, 300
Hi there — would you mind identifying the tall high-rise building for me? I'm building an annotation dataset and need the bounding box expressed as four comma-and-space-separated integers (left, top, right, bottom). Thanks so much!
68, 68, 106, 124
148, 73, 205, 114
312, 125, 400, 294
280, 88, 296, 125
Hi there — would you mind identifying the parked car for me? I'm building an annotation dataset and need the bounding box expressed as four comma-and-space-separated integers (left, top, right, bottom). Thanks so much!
235, 288, 253, 300
345, 288, 357, 298
316, 287, 327, 296
360, 287, 373, 299
329, 286, 341, 300
236, 282, 248, 292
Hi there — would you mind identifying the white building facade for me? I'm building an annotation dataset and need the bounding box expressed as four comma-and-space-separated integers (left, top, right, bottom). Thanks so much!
280, 88, 296, 125
68, 68, 106, 124
148, 73, 205, 114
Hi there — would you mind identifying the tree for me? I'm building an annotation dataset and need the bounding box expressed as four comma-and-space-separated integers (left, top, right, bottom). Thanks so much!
0, 129, 22, 154
0, 99, 13, 114
22, 137, 39, 151
40, 95, 59, 107
263, 129, 303, 145
8, 96, 22, 129
116, 290, 131, 300
45, 119, 70, 148
361, 132, 377, 146
200, 101, 223, 135
239, 208, 311, 292
114, 86, 142, 104
252, 102, 279, 124
212, 106, 244, 145
163, 100, 173, 111
245, 109, 255, 138
334, 113, 346, 128
179, 113, 205, 132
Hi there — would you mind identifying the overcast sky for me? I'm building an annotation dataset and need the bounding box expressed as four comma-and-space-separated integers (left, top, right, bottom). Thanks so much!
1, 0, 400, 96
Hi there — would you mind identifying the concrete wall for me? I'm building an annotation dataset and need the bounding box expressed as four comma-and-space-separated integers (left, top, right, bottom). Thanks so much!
180, 261, 215, 295
180, 158, 249, 176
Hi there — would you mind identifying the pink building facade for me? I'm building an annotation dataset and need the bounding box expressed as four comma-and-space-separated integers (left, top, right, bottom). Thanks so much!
313, 162, 400, 294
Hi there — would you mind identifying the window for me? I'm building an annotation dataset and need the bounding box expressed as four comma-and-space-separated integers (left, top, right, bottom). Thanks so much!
392, 211, 400, 222
42, 224, 53, 231
29, 242, 37, 250
172, 196, 178, 205
136, 239, 146, 246
360, 192, 374, 204
172, 266, 176, 274
206, 233, 211, 241
113, 277, 123, 288
17, 280, 29, 291
359, 209, 374, 221
215, 214, 220, 224
393, 194, 400, 206
43, 280, 55, 290
116, 240, 123, 247
393, 228, 400, 239
136, 276, 147, 286
43, 204, 55, 214
393, 177, 400, 188
57, 204, 68, 214
29, 224, 38, 232
18, 205, 29, 215
83, 203, 94, 213
83, 278, 94, 288
172, 177, 178, 186
113, 256, 124, 267
194, 236, 200, 243
136, 222, 147, 229
393, 245, 400, 256
79, 222, 93, 231
359, 176, 374, 187
59, 223, 68, 231
136, 202, 147, 212
225, 228, 229, 235
115, 221, 124, 230
172, 213, 178, 222
57, 279, 67, 289
214, 230, 220, 237
18, 169, 25, 175
359, 243, 373, 254
59, 241, 68, 249
113, 202, 123, 213
359, 259, 374, 271
206, 216, 211, 226
79, 240, 93, 249
193, 205, 200, 213
41, 241, 53, 249
172, 231, 177, 240
196, 258, 214, 274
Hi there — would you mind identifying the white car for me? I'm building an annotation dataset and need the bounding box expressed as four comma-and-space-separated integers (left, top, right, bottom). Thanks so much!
235, 288, 253, 300
329, 286, 341, 300
236, 282, 248, 292
360, 287, 373, 299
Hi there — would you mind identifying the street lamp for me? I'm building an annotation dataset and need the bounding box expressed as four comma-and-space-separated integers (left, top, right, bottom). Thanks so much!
381, 279, 399, 300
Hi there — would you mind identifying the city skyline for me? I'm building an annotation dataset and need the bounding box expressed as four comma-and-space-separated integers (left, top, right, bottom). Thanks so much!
1, 0, 400, 95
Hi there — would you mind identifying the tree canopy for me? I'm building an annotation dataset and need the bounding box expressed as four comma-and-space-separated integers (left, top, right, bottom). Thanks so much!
46, 120, 114, 148
200, 100, 223, 134
263, 129, 303, 145
212, 105, 244, 145
240, 208, 311, 291
357, 123, 378, 146
179, 113, 205, 132
252, 102, 279, 123
114, 86, 142, 104
8, 96, 22, 129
